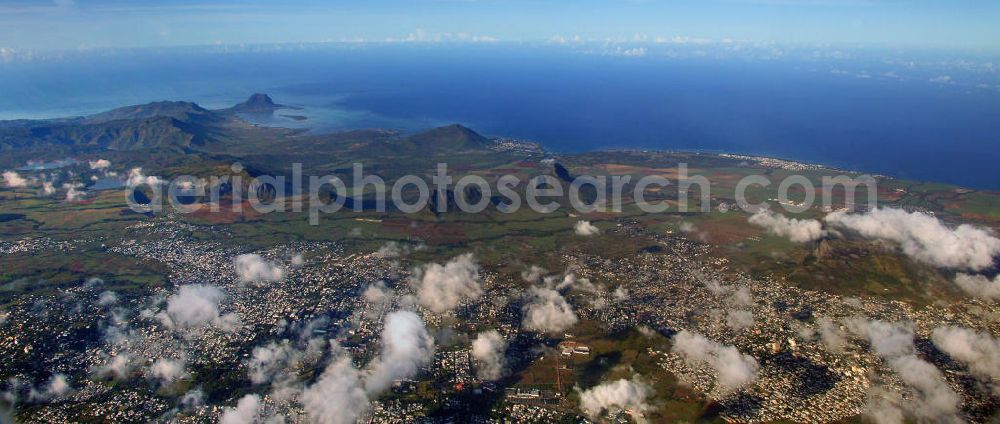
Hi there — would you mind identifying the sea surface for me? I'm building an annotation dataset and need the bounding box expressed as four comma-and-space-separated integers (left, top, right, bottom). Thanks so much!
1, 44, 999, 189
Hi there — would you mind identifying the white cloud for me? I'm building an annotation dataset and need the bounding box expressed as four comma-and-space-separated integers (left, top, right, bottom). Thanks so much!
28, 374, 71, 402
162, 284, 240, 331
301, 355, 370, 424
302, 312, 432, 424
125, 167, 162, 188
149, 358, 186, 384
97, 354, 133, 379
88, 159, 111, 170
748, 209, 824, 242
41, 181, 55, 195
219, 394, 260, 424
548, 272, 601, 293
929, 75, 954, 84
234, 254, 286, 283
730, 286, 753, 306
247, 341, 295, 385
672, 330, 759, 391
45, 374, 70, 398
932, 326, 1000, 381
847, 319, 961, 422
521, 265, 547, 283
471, 330, 507, 381
374, 241, 416, 259
574, 220, 600, 236
410, 253, 482, 314
578, 377, 652, 419
365, 310, 435, 394
817, 317, 846, 353
952, 273, 1000, 299
613, 286, 629, 301
97, 290, 119, 307
63, 183, 85, 201
522, 286, 578, 333
726, 310, 754, 330
363, 281, 393, 304
2, 171, 27, 188
825, 208, 1000, 270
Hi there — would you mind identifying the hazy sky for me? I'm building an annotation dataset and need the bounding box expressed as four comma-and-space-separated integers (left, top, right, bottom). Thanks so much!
1, 0, 998, 51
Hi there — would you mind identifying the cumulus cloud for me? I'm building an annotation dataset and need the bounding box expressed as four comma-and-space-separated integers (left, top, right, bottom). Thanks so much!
301, 355, 370, 424
522, 286, 579, 333
97, 354, 133, 379
2, 171, 27, 188
578, 377, 652, 419
748, 209, 824, 243
63, 183, 85, 201
817, 317, 846, 353
162, 284, 240, 331
574, 220, 600, 236
847, 319, 961, 423
374, 241, 420, 259
45, 374, 70, 398
234, 254, 286, 283
41, 181, 55, 195
932, 326, 1000, 381
363, 281, 393, 304
302, 312, 433, 424
726, 310, 754, 330
247, 341, 296, 385
825, 208, 1000, 270
28, 374, 71, 402
365, 310, 435, 393
410, 253, 482, 314
613, 286, 629, 301
730, 286, 753, 307
952, 273, 1000, 299
471, 330, 507, 381
179, 389, 205, 409
149, 358, 186, 384
88, 159, 111, 170
97, 290, 119, 307
521, 265, 547, 283
672, 330, 759, 390
126, 167, 162, 188
219, 394, 260, 424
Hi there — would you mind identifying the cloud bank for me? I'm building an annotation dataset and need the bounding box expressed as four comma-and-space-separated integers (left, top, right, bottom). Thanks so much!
932, 326, 1000, 381
952, 273, 1000, 299
847, 319, 961, 423
825, 208, 1000, 270
748, 209, 824, 242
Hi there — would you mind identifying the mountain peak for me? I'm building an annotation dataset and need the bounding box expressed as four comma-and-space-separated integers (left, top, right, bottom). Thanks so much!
228, 93, 284, 113
84, 101, 209, 123
399, 124, 493, 153
245, 93, 276, 108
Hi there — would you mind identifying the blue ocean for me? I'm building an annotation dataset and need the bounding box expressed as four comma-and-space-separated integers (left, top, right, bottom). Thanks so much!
1, 44, 998, 189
